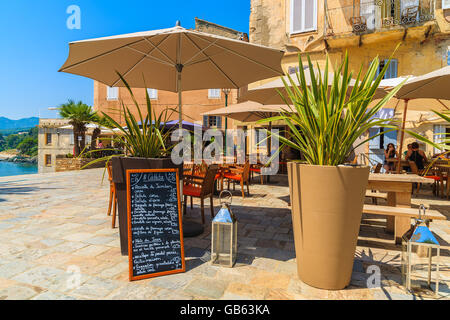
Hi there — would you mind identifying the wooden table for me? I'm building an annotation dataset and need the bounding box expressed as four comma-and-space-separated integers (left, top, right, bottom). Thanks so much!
367, 173, 434, 243
436, 164, 450, 199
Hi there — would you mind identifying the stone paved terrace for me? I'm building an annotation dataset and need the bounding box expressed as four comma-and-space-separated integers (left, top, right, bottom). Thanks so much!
0, 168, 448, 300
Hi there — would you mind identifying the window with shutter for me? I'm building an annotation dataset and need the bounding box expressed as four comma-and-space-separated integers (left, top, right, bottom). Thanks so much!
291, 0, 317, 34
369, 128, 381, 149
433, 125, 446, 154
45, 133, 52, 145
383, 128, 398, 150
107, 86, 118, 100
203, 116, 208, 127
377, 59, 398, 79
216, 116, 222, 128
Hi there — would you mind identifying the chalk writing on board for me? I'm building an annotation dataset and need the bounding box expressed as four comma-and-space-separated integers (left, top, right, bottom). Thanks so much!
127, 170, 184, 280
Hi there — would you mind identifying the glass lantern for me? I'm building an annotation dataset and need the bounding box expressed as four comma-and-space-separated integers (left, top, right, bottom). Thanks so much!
402, 205, 441, 297
211, 191, 237, 268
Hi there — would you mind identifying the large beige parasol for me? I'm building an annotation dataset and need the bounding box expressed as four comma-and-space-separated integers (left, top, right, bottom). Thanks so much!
239, 71, 391, 105
201, 101, 287, 122
59, 24, 284, 131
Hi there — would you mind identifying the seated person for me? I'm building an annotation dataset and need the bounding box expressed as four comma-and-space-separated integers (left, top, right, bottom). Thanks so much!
405, 142, 427, 170
383, 143, 399, 173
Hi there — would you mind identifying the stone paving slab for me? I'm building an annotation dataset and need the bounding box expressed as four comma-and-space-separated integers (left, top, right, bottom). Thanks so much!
0, 169, 448, 300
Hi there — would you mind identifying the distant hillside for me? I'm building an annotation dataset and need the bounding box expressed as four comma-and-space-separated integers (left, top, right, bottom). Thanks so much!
0, 117, 39, 130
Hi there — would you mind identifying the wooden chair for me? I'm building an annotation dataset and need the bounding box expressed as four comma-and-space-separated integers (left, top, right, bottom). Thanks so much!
223, 162, 251, 199
350, 16, 367, 33
183, 163, 194, 175
106, 162, 118, 228
183, 164, 219, 224
373, 163, 382, 174
369, 163, 383, 204
250, 164, 265, 184
409, 161, 444, 196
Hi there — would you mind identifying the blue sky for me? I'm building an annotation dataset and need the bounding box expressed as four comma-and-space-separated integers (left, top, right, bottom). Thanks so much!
0, 1, 250, 120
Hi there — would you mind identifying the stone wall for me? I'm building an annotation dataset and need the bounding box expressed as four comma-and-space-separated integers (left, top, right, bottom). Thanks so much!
195, 17, 249, 41
55, 157, 106, 172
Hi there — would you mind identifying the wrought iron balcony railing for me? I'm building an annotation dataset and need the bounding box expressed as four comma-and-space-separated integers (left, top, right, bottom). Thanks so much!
326, 0, 436, 36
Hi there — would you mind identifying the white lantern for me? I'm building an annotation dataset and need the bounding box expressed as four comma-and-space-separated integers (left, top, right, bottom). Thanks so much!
211, 191, 237, 267
402, 205, 441, 297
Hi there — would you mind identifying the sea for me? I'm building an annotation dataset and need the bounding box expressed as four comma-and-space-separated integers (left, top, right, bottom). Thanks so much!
0, 161, 37, 177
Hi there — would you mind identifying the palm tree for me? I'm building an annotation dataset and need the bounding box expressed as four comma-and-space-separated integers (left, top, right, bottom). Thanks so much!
59, 100, 98, 157
90, 115, 113, 150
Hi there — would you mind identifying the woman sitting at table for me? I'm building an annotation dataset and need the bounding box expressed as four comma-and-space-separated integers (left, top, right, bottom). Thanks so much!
383, 143, 399, 173
406, 142, 427, 170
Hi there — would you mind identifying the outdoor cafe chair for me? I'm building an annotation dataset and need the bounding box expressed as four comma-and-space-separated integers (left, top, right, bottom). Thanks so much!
183, 164, 219, 224
409, 161, 444, 197
250, 164, 265, 184
222, 161, 251, 199
106, 162, 118, 229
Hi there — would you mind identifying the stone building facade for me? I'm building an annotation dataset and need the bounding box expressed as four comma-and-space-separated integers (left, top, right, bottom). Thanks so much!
249, 0, 450, 164
38, 119, 73, 173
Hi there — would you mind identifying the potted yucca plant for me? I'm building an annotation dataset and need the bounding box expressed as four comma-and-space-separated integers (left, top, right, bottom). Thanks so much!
99, 73, 180, 256
260, 53, 404, 290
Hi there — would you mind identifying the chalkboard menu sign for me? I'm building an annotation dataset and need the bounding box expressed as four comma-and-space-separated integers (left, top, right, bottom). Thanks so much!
126, 168, 185, 281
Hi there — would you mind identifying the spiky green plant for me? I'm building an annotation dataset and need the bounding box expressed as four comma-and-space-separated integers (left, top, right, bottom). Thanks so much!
259, 52, 405, 166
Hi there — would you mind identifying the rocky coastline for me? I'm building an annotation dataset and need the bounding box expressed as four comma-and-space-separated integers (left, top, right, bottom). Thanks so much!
0, 153, 37, 165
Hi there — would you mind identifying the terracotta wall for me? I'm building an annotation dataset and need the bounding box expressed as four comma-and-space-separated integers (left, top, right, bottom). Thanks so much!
94, 83, 238, 129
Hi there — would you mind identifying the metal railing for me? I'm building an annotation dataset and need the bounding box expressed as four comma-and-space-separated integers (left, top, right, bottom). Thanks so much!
326, 0, 436, 36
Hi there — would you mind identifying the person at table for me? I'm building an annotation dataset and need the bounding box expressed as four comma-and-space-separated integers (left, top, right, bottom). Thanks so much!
402, 144, 413, 172
383, 143, 399, 173
406, 142, 428, 170
403, 144, 412, 158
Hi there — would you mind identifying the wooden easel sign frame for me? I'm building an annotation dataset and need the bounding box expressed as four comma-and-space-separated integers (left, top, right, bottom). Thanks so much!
126, 168, 185, 281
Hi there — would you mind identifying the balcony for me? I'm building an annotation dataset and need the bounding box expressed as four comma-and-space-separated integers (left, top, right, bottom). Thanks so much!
325, 0, 436, 44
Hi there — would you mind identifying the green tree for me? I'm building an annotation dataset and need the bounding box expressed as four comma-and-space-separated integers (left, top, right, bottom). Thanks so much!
5, 134, 21, 150
59, 100, 98, 157
17, 136, 38, 156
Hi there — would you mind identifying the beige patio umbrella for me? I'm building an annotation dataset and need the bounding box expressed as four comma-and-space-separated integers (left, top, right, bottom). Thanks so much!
59, 24, 284, 131
239, 71, 389, 105
201, 101, 287, 122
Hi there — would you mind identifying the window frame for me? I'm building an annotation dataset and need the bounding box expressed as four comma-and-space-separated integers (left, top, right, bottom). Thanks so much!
203, 115, 222, 128
45, 133, 52, 145
45, 154, 52, 166
106, 86, 119, 101
376, 59, 398, 79
146, 88, 158, 100
208, 89, 221, 99
290, 0, 318, 35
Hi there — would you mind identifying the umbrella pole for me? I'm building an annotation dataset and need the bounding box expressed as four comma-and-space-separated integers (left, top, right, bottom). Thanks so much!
267, 121, 272, 183
177, 70, 183, 132
396, 99, 409, 173
176, 66, 204, 237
